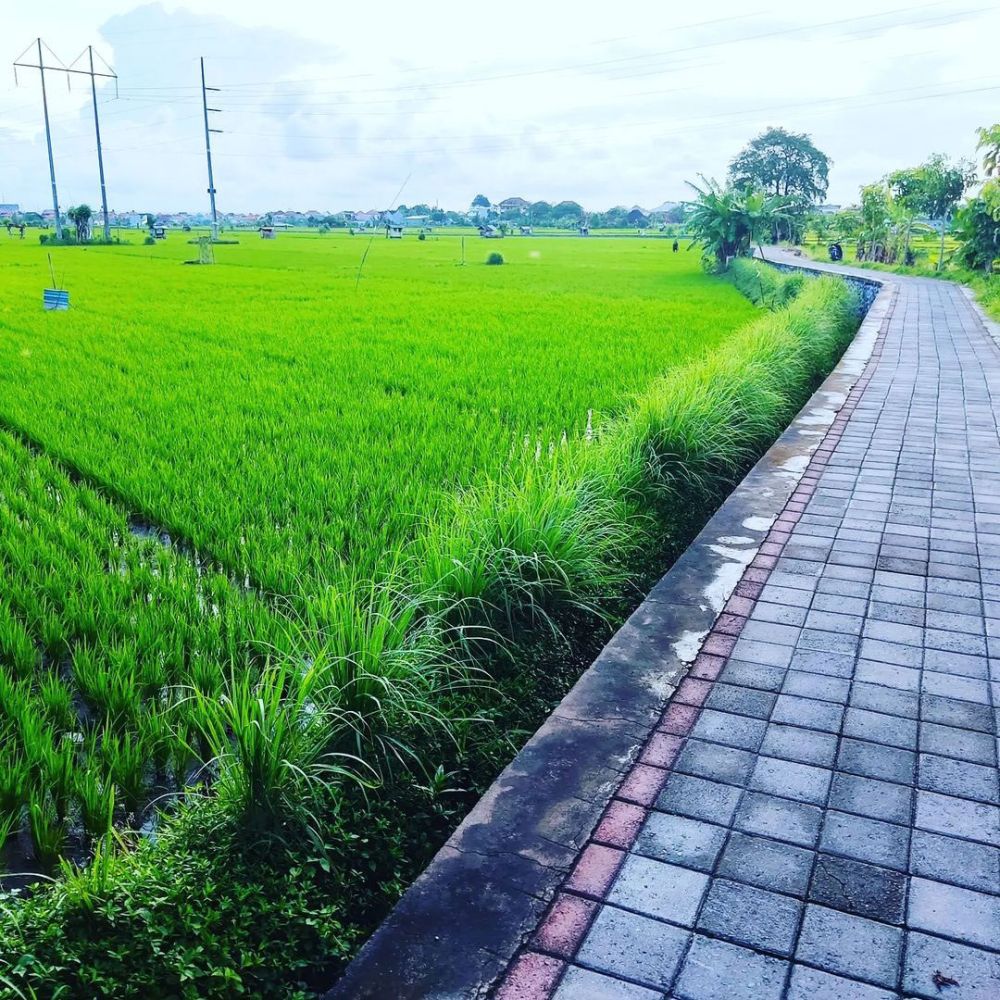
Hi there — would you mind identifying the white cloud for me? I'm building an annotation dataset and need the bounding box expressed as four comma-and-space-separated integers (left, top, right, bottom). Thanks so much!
2, 0, 997, 212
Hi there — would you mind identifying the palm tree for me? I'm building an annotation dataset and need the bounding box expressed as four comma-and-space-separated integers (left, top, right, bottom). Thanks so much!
66, 204, 93, 243
977, 124, 1000, 178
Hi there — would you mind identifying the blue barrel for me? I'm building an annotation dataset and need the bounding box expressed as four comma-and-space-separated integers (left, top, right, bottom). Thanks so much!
43, 289, 69, 310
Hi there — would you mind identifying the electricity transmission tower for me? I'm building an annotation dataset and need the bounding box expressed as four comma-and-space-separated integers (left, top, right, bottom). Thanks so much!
200, 57, 222, 241
13, 39, 63, 239
13, 39, 118, 241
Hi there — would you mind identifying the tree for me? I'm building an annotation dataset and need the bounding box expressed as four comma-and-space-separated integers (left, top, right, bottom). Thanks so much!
888, 154, 976, 271
729, 127, 831, 231
857, 184, 894, 263
684, 176, 792, 269
66, 204, 92, 242
977, 124, 1000, 177
954, 183, 1000, 271
471, 194, 490, 208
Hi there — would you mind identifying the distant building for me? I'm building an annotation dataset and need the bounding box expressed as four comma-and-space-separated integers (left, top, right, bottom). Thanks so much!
817, 204, 842, 216
626, 207, 649, 226
0, 203, 20, 218
498, 197, 530, 214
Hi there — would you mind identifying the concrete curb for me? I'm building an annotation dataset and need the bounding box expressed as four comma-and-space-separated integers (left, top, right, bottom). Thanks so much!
327, 262, 894, 1000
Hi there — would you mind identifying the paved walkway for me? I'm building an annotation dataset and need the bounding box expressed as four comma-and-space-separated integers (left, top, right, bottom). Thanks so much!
496, 270, 1000, 999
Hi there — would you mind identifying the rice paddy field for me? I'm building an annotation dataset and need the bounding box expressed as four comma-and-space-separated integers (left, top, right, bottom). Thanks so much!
0, 231, 861, 996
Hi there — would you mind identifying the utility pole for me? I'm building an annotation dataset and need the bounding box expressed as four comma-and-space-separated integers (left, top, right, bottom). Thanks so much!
78, 45, 116, 241
14, 40, 118, 241
200, 57, 222, 241
13, 39, 63, 239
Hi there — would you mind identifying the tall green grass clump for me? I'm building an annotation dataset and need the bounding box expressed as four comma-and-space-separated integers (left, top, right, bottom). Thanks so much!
727, 257, 806, 309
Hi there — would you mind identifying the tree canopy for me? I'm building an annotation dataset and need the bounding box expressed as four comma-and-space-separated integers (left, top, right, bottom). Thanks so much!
471, 194, 490, 208
728, 127, 831, 204
977, 124, 1000, 177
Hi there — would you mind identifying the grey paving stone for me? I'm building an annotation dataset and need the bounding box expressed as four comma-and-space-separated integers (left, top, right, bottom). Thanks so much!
837, 738, 917, 784
813, 592, 868, 616
907, 877, 1000, 950
796, 904, 903, 989
759, 584, 812, 608
806, 609, 865, 635
690, 709, 766, 752
607, 855, 709, 927
853, 658, 921, 692
918, 753, 1000, 804
655, 773, 742, 826
915, 790, 1000, 847
759, 723, 838, 767
860, 636, 923, 668
704, 683, 776, 720
552, 965, 662, 1000
786, 965, 897, 1000
675, 740, 756, 787
780, 670, 851, 704
719, 659, 785, 692
576, 905, 690, 990
829, 772, 914, 824
695, 879, 802, 957
633, 812, 727, 872
871, 583, 924, 608
919, 721, 997, 765
739, 619, 802, 646
733, 790, 823, 848
672, 934, 787, 1000
731, 638, 795, 669
842, 707, 918, 751
749, 755, 832, 806
864, 618, 925, 646
925, 645, 989, 675
809, 854, 906, 923
798, 628, 861, 655
850, 681, 920, 719
922, 670, 991, 705
903, 931, 1000, 999
820, 811, 910, 870
909, 828, 1000, 894
921, 694, 994, 733
752, 601, 809, 626
771, 693, 845, 733
868, 599, 925, 626
717, 831, 814, 896
790, 648, 856, 679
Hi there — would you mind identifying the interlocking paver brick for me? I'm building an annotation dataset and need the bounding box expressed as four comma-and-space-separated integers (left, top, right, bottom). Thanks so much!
689, 708, 766, 751
759, 722, 838, 767
842, 707, 918, 750
749, 755, 833, 805
850, 681, 919, 719
780, 671, 850, 704
829, 772, 914, 824
796, 904, 903, 989
607, 855, 708, 927
837, 737, 917, 784
633, 812, 726, 871
703, 683, 776, 719
909, 828, 1000, 894
921, 720, 997, 766
718, 658, 785, 691
696, 879, 802, 956
809, 854, 906, 923
733, 790, 823, 848
902, 931, 1000, 998
907, 877, 1000, 950
655, 772, 742, 826
915, 790, 1000, 846
820, 811, 910, 870
676, 739, 756, 787
672, 935, 787, 1000
918, 753, 1000, 804
716, 831, 814, 896
786, 965, 897, 1000
576, 905, 689, 990
551, 965, 662, 1000
921, 693, 994, 732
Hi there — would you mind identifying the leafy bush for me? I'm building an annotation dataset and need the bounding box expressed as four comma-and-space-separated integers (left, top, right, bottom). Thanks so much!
143, 235, 156, 246
486, 252, 503, 265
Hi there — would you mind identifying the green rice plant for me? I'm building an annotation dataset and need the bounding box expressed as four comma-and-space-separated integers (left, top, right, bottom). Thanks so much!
101, 731, 148, 818
38, 738, 78, 823
74, 770, 115, 841
37, 671, 77, 735
184, 660, 371, 838
0, 759, 29, 816
27, 794, 66, 871
0, 806, 20, 856
71, 645, 142, 727
56, 830, 123, 912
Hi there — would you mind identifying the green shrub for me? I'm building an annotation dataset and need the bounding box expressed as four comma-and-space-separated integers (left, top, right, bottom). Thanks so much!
486, 252, 504, 265
143, 235, 156, 246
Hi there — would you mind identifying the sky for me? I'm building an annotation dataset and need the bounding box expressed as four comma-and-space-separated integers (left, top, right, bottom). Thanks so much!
1, 1, 997, 214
